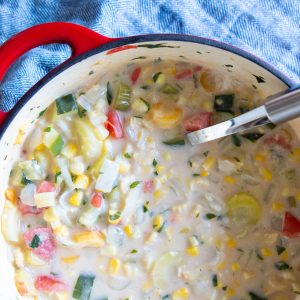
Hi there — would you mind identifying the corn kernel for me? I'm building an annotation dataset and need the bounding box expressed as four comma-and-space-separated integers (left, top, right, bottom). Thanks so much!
172, 287, 189, 299
202, 101, 212, 111
271, 202, 284, 212
165, 66, 177, 75
180, 227, 190, 234
224, 176, 236, 184
216, 261, 225, 271
61, 255, 80, 264
291, 148, 300, 161
261, 247, 272, 257
156, 164, 165, 173
281, 187, 290, 197
53, 292, 68, 300
255, 154, 266, 162
153, 215, 163, 231
124, 224, 133, 237
203, 156, 215, 171
61, 143, 77, 158
154, 190, 163, 200
146, 136, 154, 144
74, 175, 90, 189
24, 250, 45, 266
185, 246, 199, 256
35, 143, 46, 151
200, 170, 209, 177
243, 271, 254, 279
260, 167, 273, 181
53, 225, 69, 237
231, 262, 240, 272
143, 281, 152, 291
226, 238, 237, 248
226, 287, 235, 297
108, 258, 121, 275
72, 231, 105, 247
163, 152, 171, 161
14, 129, 25, 145
5, 188, 17, 204
69, 190, 84, 207
146, 231, 158, 244
296, 192, 300, 202
43, 207, 59, 223
215, 239, 222, 250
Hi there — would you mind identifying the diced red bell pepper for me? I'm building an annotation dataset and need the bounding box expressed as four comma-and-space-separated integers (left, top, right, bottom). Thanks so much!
183, 112, 213, 132
35, 275, 67, 293
175, 69, 193, 79
106, 45, 137, 55
264, 133, 291, 151
36, 181, 56, 193
282, 212, 300, 238
143, 180, 154, 193
23, 227, 56, 261
91, 192, 103, 208
105, 110, 124, 139
194, 65, 203, 72
131, 67, 141, 84
18, 201, 44, 215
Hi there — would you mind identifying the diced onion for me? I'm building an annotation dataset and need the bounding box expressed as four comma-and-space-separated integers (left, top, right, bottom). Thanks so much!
20, 184, 36, 206
95, 159, 119, 193
34, 192, 56, 208
57, 157, 75, 189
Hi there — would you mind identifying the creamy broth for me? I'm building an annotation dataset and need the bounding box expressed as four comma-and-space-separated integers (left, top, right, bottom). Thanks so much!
2, 59, 300, 300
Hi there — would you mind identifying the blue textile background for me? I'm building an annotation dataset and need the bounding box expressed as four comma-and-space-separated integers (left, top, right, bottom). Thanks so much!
0, 0, 300, 111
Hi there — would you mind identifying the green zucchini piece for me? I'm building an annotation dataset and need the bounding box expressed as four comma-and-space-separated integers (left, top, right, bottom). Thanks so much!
162, 84, 179, 94
106, 81, 113, 105
248, 292, 267, 300
213, 112, 234, 123
153, 72, 165, 85
214, 94, 234, 112
242, 133, 264, 142
163, 137, 185, 146
131, 97, 150, 114
55, 94, 77, 115
43, 127, 64, 156
113, 83, 132, 111
10, 166, 31, 186
231, 134, 241, 147
72, 274, 95, 300
18, 160, 45, 181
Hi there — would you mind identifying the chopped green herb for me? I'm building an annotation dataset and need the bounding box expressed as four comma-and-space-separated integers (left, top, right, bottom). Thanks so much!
212, 274, 218, 287
154, 57, 162, 63
154, 171, 159, 176
152, 158, 158, 167
131, 56, 146, 60
255, 249, 264, 261
44, 127, 51, 132
276, 245, 286, 255
106, 81, 113, 105
38, 109, 46, 118
29, 235, 41, 249
225, 64, 233, 67
252, 74, 266, 83
192, 173, 200, 177
163, 138, 185, 146
222, 286, 228, 291
188, 160, 193, 167
287, 196, 296, 207
54, 171, 62, 183
205, 213, 217, 220
162, 295, 171, 300
233, 156, 240, 162
248, 291, 267, 300
109, 211, 121, 221
231, 134, 242, 147
124, 153, 132, 159
266, 122, 276, 130
140, 85, 150, 90
143, 201, 149, 213
237, 248, 244, 253
130, 249, 138, 254
252, 84, 257, 89
242, 133, 264, 142
274, 261, 292, 270
137, 43, 179, 49
88, 70, 94, 75
203, 150, 209, 157
130, 181, 141, 189
156, 221, 167, 233
77, 105, 87, 118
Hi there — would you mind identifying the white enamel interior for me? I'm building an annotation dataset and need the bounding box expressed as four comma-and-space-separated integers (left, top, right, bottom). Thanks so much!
0, 39, 293, 299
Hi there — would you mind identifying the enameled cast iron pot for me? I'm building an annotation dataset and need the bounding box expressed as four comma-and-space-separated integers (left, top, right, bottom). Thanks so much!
0, 22, 298, 298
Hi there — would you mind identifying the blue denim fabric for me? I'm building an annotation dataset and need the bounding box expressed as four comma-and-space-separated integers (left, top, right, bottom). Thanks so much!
0, 0, 299, 111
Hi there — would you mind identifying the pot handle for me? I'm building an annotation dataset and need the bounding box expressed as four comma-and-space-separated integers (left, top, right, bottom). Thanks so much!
0, 22, 116, 126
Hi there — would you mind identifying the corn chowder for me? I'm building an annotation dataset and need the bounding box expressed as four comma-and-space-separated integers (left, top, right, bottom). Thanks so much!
2, 59, 300, 300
